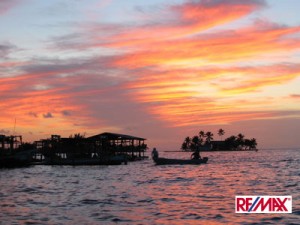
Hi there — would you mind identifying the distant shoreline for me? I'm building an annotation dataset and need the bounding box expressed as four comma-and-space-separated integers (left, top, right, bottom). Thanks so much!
163, 149, 258, 152
163, 148, 299, 152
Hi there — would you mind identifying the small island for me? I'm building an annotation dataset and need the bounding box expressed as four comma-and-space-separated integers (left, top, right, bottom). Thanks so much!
181, 129, 257, 152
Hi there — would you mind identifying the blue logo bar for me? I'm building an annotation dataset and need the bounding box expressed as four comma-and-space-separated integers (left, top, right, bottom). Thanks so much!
248, 196, 260, 212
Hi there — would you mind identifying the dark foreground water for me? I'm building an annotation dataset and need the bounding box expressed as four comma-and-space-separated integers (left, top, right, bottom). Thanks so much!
0, 149, 299, 225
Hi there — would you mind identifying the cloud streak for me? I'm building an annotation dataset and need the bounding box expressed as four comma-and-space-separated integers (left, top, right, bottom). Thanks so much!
103, 0, 266, 48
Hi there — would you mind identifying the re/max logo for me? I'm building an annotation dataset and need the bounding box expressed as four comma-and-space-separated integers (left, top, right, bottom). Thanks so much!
235, 196, 292, 213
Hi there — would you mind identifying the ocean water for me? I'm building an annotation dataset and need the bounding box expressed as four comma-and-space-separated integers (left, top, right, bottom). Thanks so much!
0, 149, 299, 225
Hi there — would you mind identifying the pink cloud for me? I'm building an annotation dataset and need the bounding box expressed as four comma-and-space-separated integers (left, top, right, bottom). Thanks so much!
100, 0, 265, 48
0, 0, 22, 15
289, 94, 300, 99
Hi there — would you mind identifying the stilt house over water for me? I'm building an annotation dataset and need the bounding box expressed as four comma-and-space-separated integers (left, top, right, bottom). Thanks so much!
0, 135, 22, 152
35, 134, 92, 160
87, 132, 147, 160
1, 135, 34, 168
34, 132, 147, 162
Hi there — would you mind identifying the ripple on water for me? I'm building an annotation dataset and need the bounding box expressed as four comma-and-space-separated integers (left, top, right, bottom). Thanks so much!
269, 216, 283, 221
160, 197, 176, 202
0, 149, 299, 225
79, 199, 102, 205
137, 198, 154, 203
181, 213, 202, 220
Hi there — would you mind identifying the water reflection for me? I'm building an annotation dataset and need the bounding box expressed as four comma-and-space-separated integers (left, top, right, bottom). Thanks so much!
0, 150, 299, 224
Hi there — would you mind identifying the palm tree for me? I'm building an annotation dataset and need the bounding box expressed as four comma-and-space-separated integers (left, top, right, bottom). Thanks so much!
205, 131, 214, 143
225, 135, 238, 150
218, 129, 225, 141
191, 135, 200, 151
237, 133, 245, 150
249, 138, 257, 150
181, 142, 188, 151
185, 136, 191, 148
199, 130, 205, 138
199, 130, 205, 144
244, 139, 251, 150
181, 136, 191, 151
244, 138, 257, 150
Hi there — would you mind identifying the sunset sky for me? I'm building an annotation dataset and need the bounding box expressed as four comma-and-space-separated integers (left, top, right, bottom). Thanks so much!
1, 0, 300, 150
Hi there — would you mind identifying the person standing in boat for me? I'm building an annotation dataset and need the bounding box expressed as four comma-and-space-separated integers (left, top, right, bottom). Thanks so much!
191, 148, 201, 160
151, 148, 159, 159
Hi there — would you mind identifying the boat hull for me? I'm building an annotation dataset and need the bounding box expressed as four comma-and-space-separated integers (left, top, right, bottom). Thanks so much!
153, 157, 208, 165
0, 150, 34, 168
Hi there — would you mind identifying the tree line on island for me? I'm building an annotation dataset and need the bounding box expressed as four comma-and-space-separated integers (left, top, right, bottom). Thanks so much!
181, 129, 257, 151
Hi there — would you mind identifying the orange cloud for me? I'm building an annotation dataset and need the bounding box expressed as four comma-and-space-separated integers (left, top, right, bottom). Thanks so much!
216, 64, 300, 94
103, 0, 265, 48
0, 70, 106, 137
145, 96, 279, 127
123, 62, 300, 127
102, 2, 300, 128
289, 94, 300, 99
113, 23, 300, 69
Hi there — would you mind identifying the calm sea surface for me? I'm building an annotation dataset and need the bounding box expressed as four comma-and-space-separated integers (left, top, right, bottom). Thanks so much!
0, 149, 299, 225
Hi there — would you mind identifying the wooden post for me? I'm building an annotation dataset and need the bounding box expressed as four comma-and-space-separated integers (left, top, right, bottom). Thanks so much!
138, 140, 141, 157
0, 135, 4, 149
131, 139, 134, 158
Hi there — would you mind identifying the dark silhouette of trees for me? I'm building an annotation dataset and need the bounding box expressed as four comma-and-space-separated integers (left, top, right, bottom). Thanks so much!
191, 135, 200, 151
237, 133, 245, 149
218, 129, 225, 140
181, 129, 257, 151
69, 133, 86, 139
181, 130, 213, 151
248, 138, 257, 150
199, 130, 205, 140
205, 131, 214, 143
224, 134, 257, 150
181, 142, 188, 151
185, 136, 191, 146
224, 135, 238, 150
181, 136, 191, 151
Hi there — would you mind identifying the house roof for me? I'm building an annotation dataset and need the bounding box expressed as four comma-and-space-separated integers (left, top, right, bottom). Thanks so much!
87, 132, 146, 141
